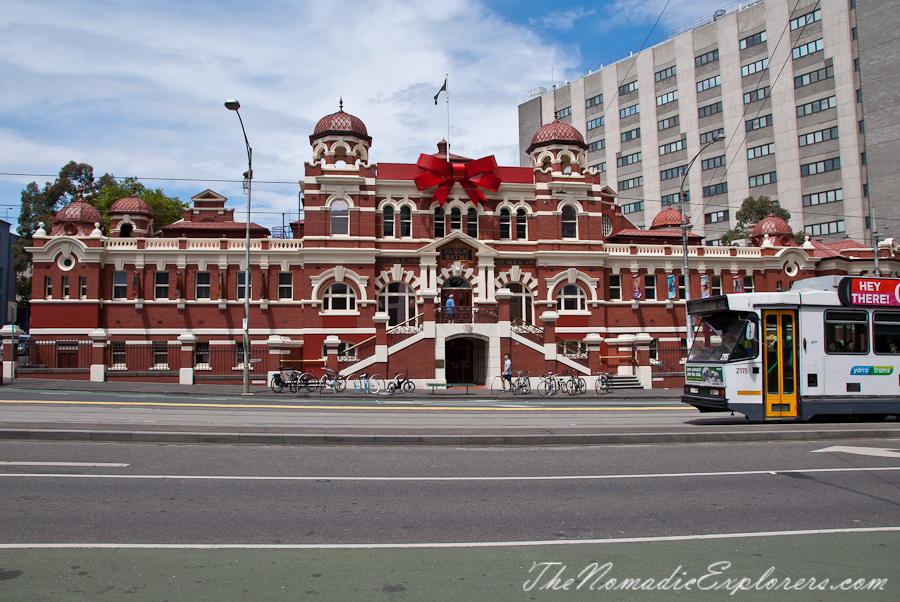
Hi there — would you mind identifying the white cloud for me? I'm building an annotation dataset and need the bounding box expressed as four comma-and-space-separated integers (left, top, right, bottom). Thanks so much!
0, 0, 577, 231
603, 0, 736, 33
540, 8, 596, 32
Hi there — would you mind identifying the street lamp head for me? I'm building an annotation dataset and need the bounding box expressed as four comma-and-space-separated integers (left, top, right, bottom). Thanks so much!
224, 99, 241, 111
713, 133, 725, 141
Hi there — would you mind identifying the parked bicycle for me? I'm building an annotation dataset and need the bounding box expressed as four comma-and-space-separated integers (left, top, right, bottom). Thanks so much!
594, 371, 613, 394
537, 372, 569, 397
350, 372, 383, 395
305, 367, 347, 393
270, 365, 298, 393
566, 373, 587, 395
387, 369, 415, 394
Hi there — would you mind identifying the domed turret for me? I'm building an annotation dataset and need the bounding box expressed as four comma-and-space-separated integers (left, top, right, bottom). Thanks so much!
750, 205, 794, 246
649, 207, 684, 230
49, 198, 103, 237
109, 195, 155, 238
526, 114, 588, 173
309, 99, 371, 165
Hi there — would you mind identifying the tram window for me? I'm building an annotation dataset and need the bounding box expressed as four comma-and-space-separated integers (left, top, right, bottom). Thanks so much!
873, 312, 900, 354
824, 310, 868, 353
689, 313, 759, 361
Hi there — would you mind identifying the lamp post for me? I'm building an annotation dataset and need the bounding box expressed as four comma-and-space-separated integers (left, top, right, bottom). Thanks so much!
679, 133, 724, 350
225, 99, 253, 395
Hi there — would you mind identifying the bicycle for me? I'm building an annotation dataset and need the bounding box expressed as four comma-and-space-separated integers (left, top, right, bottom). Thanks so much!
305, 367, 347, 393
350, 372, 382, 395
387, 369, 415, 394
270, 365, 298, 393
537, 372, 569, 397
566, 373, 587, 396
594, 371, 613, 394
511, 370, 532, 395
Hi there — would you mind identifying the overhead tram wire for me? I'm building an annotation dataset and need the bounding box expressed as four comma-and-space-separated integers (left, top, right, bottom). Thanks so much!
0, 172, 299, 186
688, 0, 819, 232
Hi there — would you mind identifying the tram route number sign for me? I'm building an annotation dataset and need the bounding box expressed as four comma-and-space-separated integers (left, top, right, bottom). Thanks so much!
838, 277, 900, 307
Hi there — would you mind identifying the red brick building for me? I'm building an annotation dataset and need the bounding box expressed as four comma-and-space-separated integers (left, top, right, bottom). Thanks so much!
8, 105, 899, 388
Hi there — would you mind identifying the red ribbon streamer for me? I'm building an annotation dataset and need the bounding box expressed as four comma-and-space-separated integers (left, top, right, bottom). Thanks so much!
414, 154, 501, 207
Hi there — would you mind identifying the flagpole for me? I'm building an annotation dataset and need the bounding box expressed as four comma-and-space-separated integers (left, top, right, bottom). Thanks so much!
445, 73, 450, 161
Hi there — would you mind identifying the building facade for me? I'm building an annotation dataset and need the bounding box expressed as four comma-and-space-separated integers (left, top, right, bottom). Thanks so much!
519, 0, 873, 245
7, 104, 898, 388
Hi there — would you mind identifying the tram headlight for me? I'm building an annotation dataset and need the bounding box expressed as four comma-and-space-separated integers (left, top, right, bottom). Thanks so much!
686, 386, 699, 394
709, 388, 725, 397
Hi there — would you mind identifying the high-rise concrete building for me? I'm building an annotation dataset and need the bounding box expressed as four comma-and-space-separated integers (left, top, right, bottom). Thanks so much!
519, 0, 877, 245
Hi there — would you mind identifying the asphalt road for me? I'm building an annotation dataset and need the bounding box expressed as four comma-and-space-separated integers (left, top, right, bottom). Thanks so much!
1, 439, 899, 601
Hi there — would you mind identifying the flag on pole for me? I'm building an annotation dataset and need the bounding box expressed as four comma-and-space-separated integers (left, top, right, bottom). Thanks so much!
434, 78, 447, 105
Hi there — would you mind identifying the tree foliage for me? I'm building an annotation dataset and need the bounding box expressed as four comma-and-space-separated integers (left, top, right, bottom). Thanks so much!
93, 177, 186, 232
720, 196, 791, 245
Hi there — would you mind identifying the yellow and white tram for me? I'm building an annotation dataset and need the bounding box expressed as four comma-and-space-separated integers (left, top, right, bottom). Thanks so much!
682, 276, 900, 421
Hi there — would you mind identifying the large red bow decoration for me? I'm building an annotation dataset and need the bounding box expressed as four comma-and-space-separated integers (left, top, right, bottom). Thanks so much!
413, 154, 501, 207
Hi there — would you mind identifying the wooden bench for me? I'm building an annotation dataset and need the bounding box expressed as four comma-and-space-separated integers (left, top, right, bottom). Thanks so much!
426, 382, 475, 395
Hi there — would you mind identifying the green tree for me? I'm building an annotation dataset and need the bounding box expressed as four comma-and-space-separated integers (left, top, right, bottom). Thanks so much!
93, 177, 186, 231
720, 196, 792, 245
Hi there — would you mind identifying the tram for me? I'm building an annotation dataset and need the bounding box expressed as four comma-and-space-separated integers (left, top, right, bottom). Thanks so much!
681, 276, 900, 421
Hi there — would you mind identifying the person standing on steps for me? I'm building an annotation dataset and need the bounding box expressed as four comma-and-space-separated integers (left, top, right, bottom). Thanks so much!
445, 293, 455, 323
502, 353, 512, 391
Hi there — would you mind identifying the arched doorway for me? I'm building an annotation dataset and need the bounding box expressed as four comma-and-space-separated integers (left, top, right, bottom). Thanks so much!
445, 337, 487, 384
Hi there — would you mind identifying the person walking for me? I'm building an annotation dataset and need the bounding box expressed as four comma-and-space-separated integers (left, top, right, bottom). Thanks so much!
502, 353, 512, 391
445, 293, 455, 322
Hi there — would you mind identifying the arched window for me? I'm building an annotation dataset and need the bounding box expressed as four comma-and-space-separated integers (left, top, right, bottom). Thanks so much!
500, 208, 511, 239
560, 154, 573, 174
323, 282, 356, 311
434, 208, 445, 238
509, 283, 533, 324
400, 206, 412, 237
467, 208, 478, 238
541, 156, 551, 170
561, 205, 577, 239
331, 200, 349, 235
450, 207, 461, 231
382, 206, 394, 237
377, 282, 417, 326
333, 145, 348, 166
556, 284, 587, 312
516, 209, 527, 240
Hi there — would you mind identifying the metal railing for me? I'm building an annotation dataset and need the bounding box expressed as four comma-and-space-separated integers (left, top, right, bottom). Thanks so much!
18, 340, 92, 369
651, 344, 688, 373
436, 306, 498, 324
338, 337, 375, 371
106, 343, 179, 372
557, 338, 588, 360
202, 346, 266, 375
511, 317, 543, 345
387, 313, 424, 347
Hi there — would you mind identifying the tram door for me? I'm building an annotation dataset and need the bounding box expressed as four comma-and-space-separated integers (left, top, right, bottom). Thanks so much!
762, 310, 798, 417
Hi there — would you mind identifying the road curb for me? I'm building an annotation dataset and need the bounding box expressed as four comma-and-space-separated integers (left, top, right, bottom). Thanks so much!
2, 427, 899, 446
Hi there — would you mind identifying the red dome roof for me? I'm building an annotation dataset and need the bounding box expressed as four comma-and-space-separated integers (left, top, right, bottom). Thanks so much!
751, 211, 792, 238
650, 207, 684, 230
526, 119, 587, 153
54, 199, 101, 224
310, 101, 370, 142
110, 196, 154, 217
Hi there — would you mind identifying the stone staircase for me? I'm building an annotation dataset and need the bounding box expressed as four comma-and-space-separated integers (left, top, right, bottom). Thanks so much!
610, 375, 644, 390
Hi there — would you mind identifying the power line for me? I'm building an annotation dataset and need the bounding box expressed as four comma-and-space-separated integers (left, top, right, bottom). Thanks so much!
0, 172, 299, 186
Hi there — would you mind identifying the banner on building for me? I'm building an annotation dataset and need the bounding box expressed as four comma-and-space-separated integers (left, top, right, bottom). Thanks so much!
733, 275, 744, 293
633, 273, 642, 299
667, 274, 677, 300
700, 274, 711, 298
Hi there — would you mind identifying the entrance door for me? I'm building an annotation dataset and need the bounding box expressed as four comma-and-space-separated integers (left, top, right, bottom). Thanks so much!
763, 310, 798, 417
446, 338, 474, 383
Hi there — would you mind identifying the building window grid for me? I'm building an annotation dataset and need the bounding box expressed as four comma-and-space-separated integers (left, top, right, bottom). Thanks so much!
807, 220, 845, 236
617, 152, 642, 168
801, 157, 841, 177
660, 165, 686, 181
797, 96, 836, 118
695, 49, 719, 67
656, 90, 678, 106
747, 143, 775, 160
588, 140, 605, 152
278, 272, 292, 299
434, 208, 445, 238
795, 65, 834, 89
154, 272, 169, 299
608, 276, 621, 301
803, 188, 843, 207
382, 206, 394, 237
705, 210, 729, 224
618, 176, 643, 191
236, 272, 250, 301
516, 209, 527, 239
793, 38, 824, 60
658, 115, 680, 131
621, 201, 644, 214
700, 128, 725, 144
586, 94, 603, 108
621, 128, 641, 142
743, 86, 770, 104
703, 182, 729, 197
698, 102, 723, 119
799, 125, 838, 147
499, 208, 510, 239
557, 106, 571, 118
449, 207, 462, 231
740, 30, 767, 49
589, 162, 606, 173
790, 9, 821, 31
587, 117, 605, 130
857, 89, 862, 102
655, 65, 676, 82
742, 58, 769, 77
323, 283, 357, 311
701, 155, 726, 171
62, 276, 69, 298
113, 271, 127, 299
561, 206, 577, 239
696, 75, 721, 93
79, 276, 87, 299
644, 274, 656, 300
400, 206, 412, 237
466, 208, 478, 238
196, 272, 211, 299
660, 139, 685, 155
620, 104, 640, 119
619, 81, 638, 95
746, 114, 773, 131
854, 58, 860, 71
661, 192, 687, 206
852, 27, 857, 40
749, 172, 777, 188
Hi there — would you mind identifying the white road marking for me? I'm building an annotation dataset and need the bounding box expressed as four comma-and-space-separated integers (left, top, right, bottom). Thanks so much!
813, 445, 900, 458
0, 527, 898, 549
0, 461, 130, 467
0, 466, 898, 481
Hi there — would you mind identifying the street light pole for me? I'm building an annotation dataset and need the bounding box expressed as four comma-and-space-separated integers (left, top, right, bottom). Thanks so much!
225, 99, 253, 395
679, 133, 724, 350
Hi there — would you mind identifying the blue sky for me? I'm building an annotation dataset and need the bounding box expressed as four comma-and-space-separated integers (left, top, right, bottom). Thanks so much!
0, 0, 727, 234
